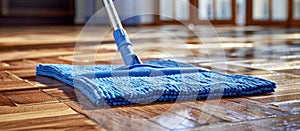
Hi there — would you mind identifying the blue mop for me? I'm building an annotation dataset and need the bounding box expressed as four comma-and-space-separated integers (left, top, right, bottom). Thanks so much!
36, 0, 276, 106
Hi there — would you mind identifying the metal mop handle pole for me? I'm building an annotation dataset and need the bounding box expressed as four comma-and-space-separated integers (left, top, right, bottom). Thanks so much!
103, 0, 123, 30
103, 0, 142, 66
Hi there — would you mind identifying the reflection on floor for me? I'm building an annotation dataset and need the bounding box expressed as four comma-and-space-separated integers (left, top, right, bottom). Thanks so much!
0, 25, 299, 130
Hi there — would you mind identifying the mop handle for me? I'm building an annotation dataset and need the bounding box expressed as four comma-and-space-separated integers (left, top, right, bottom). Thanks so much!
103, 0, 142, 66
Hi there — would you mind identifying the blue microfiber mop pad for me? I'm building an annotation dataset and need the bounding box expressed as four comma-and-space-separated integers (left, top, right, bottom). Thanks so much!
36, 60, 276, 107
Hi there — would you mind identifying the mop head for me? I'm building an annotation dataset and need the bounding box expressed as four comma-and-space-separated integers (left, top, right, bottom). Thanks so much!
36, 60, 276, 106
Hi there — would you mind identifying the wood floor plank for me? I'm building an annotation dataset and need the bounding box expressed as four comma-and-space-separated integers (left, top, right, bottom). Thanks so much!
276, 68, 300, 75
199, 62, 273, 75
269, 100, 300, 114
31, 57, 70, 64
0, 102, 74, 117
247, 84, 300, 104
248, 91, 300, 103
0, 60, 37, 79
0, 106, 75, 122
210, 99, 271, 119
0, 71, 37, 91
59, 49, 194, 64
228, 98, 289, 116
124, 103, 201, 129
274, 84, 300, 92
42, 85, 77, 101
64, 100, 89, 115
3, 90, 59, 105
63, 94, 168, 130
175, 103, 225, 125
184, 97, 289, 123
259, 60, 300, 71
0, 49, 74, 61
0, 62, 9, 67
5, 59, 37, 66
254, 73, 300, 86
0, 63, 36, 72
10, 69, 36, 78
163, 104, 222, 128
0, 71, 22, 81
65, 100, 222, 129
36, 75, 67, 87
233, 59, 300, 71
64, 100, 167, 130
89, 108, 166, 130
0, 102, 104, 130
0, 93, 15, 106
0, 80, 35, 91
137, 102, 225, 126
185, 100, 245, 122
0, 114, 105, 131
192, 114, 300, 130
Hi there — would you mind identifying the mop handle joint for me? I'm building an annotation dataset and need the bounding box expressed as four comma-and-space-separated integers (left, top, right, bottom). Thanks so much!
113, 28, 142, 65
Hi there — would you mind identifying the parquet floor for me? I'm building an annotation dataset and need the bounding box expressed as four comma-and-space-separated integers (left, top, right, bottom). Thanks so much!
0, 25, 299, 130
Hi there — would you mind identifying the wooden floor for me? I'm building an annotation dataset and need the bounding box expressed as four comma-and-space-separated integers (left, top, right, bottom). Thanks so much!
0, 25, 299, 130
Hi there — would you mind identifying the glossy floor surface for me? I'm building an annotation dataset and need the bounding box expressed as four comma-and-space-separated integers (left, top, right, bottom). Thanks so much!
0, 25, 299, 130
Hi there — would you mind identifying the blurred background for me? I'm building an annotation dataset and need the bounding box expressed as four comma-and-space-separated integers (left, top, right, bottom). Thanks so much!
0, 0, 299, 26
